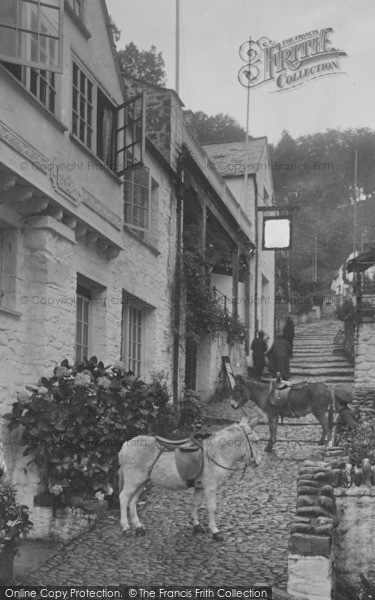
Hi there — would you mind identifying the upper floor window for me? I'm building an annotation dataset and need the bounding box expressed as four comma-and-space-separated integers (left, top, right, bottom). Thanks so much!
67, 0, 83, 19
3, 61, 57, 114
124, 167, 150, 233
72, 60, 146, 174
0, 0, 63, 73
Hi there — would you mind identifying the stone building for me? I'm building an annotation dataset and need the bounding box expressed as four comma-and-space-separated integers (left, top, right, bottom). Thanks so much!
204, 139, 276, 349
0, 0, 181, 506
124, 77, 276, 397
0, 0, 275, 507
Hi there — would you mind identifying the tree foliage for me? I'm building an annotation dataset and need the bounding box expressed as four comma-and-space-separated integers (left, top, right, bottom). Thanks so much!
117, 42, 167, 86
108, 15, 121, 44
272, 128, 375, 296
190, 111, 246, 144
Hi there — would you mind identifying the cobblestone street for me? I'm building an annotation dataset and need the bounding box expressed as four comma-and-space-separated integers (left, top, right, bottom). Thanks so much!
23, 411, 321, 588
22, 319, 350, 588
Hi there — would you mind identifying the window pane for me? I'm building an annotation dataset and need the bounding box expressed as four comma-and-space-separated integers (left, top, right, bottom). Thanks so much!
0, 1, 17, 27
43, 37, 58, 68
40, 6, 59, 34
76, 322, 82, 345
82, 324, 88, 348
73, 61, 78, 86
72, 112, 78, 135
0, 27, 16, 56
0, 0, 63, 72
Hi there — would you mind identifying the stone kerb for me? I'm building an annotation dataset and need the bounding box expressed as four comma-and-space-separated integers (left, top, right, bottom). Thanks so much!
288, 448, 375, 600
333, 456, 375, 597
354, 321, 375, 390
287, 456, 339, 600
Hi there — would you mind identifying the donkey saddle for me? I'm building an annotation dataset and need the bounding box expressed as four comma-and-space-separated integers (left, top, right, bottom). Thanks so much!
155, 435, 204, 481
269, 381, 307, 408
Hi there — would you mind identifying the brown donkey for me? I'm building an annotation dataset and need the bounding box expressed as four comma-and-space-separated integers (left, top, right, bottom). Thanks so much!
231, 375, 334, 452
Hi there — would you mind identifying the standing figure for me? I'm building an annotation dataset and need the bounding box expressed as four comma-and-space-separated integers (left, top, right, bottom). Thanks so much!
282, 314, 295, 356
251, 331, 268, 378
266, 335, 292, 379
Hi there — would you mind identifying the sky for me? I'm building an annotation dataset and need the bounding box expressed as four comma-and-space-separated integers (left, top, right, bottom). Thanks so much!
106, 0, 375, 144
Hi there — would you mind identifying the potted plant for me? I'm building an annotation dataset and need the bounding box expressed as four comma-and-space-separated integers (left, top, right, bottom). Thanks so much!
0, 477, 33, 584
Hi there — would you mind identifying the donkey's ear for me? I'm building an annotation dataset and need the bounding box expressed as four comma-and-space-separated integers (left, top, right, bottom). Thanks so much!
249, 415, 260, 430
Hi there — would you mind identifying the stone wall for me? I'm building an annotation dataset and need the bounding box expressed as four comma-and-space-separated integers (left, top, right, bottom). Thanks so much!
0, 152, 178, 507
334, 458, 375, 596
288, 458, 338, 600
354, 321, 375, 390
288, 451, 375, 600
29, 506, 98, 541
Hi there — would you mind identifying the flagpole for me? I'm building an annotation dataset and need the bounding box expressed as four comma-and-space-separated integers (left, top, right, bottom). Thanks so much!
175, 0, 180, 95
244, 39, 258, 335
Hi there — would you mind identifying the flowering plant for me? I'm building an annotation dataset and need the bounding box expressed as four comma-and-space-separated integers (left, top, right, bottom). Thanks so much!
3, 357, 165, 507
0, 479, 33, 543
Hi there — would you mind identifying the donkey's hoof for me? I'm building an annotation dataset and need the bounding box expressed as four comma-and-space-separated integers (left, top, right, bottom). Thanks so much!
121, 528, 131, 535
212, 531, 224, 542
135, 527, 146, 536
265, 444, 273, 453
193, 524, 205, 534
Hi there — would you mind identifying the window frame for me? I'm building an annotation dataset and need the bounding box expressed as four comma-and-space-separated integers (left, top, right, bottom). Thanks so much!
72, 60, 95, 152
71, 58, 118, 170
66, 0, 83, 20
76, 285, 91, 362
121, 300, 144, 378
123, 166, 151, 233
115, 92, 146, 176
0, 0, 64, 73
2, 61, 59, 115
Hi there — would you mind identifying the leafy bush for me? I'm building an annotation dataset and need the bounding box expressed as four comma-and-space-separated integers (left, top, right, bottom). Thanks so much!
183, 247, 247, 344
343, 573, 375, 600
0, 479, 32, 543
338, 416, 375, 465
3, 357, 172, 505
177, 389, 206, 436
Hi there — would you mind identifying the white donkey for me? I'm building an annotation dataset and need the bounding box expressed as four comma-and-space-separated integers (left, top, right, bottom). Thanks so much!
118, 416, 261, 541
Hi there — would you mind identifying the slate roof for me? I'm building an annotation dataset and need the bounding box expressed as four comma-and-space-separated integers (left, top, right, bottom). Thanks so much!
203, 138, 270, 177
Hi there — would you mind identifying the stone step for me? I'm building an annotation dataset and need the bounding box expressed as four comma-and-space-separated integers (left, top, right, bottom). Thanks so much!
291, 356, 352, 362
291, 365, 353, 373
291, 377, 354, 384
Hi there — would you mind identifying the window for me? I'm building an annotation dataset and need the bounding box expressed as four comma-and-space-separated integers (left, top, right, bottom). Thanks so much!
72, 62, 94, 150
0, 229, 18, 310
115, 93, 146, 175
0, 0, 63, 73
76, 285, 90, 362
71, 62, 145, 173
124, 167, 149, 233
3, 61, 57, 114
72, 61, 116, 169
121, 300, 143, 377
67, 0, 83, 19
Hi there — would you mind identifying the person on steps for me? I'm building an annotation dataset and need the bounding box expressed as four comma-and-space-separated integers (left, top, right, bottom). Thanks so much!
266, 335, 292, 379
250, 331, 268, 378
282, 314, 295, 357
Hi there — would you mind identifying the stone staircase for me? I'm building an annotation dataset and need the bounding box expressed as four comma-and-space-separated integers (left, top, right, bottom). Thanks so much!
290, 318, 354, 386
